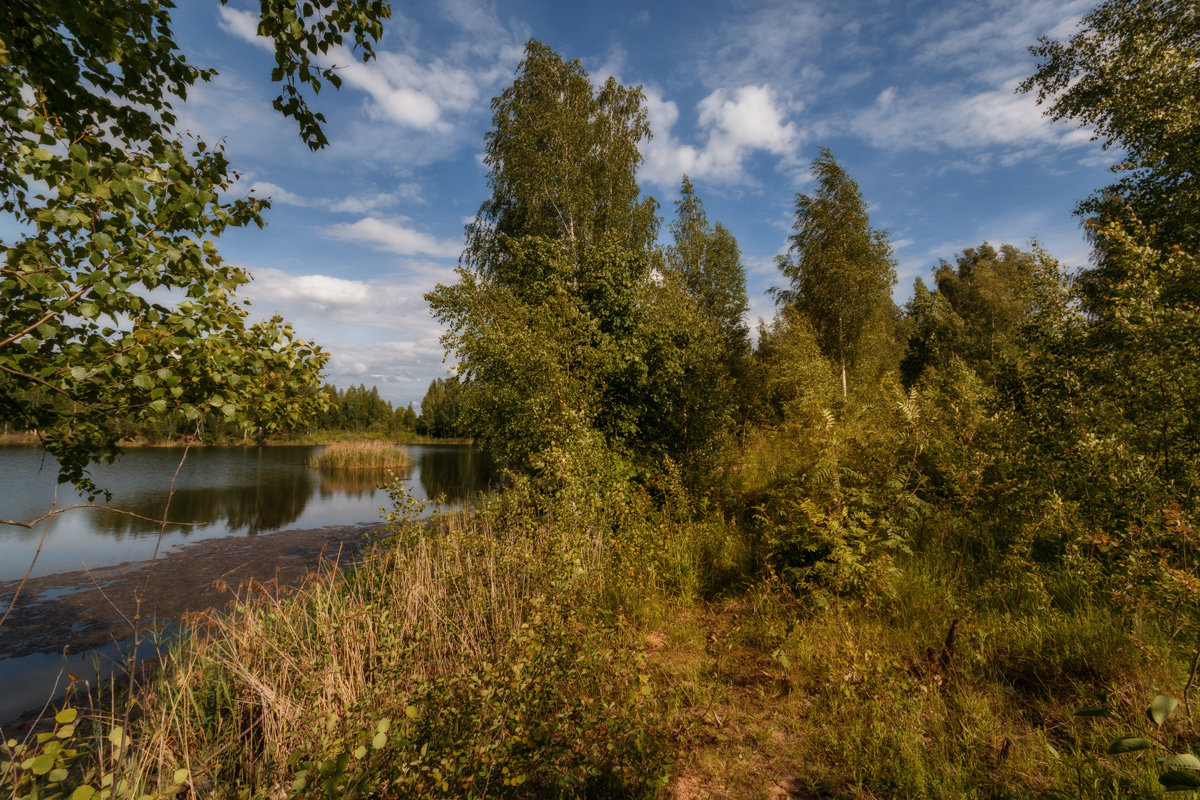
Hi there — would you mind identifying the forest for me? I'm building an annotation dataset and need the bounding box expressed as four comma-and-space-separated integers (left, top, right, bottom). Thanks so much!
2, 0, 1199, 797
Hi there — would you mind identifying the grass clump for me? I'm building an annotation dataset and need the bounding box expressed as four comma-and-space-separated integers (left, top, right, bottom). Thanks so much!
307, 440, 412, 471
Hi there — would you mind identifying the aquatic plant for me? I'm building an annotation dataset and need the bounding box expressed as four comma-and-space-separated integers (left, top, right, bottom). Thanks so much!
308, 440, 412, 471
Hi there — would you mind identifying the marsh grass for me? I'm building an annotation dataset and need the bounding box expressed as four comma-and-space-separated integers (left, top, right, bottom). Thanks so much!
307, 440, 412, 471
20, 481, 682, 799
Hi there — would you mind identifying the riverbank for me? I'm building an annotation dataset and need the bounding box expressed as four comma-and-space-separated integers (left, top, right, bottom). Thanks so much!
0, 523, 384, 728
1, 480, 1186, 798
0, 522, 383, 662
0, 431, 474, 450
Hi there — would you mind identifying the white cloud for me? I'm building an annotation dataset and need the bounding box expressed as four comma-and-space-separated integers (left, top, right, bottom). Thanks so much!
641, 85, 802, 187
697, 0, 834, 90
849, 79, 1093, 155
329, 184, 423, 213
218, 3, 525, 137
216, 7, 272, 51
241, 266, 457, 405
240, 181, 422, 214
248, 181, 310, 206
325, 217, 463, 259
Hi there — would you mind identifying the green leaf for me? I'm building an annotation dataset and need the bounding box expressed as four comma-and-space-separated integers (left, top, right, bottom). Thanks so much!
1160, 753, 1200, 770
48, 767, 68, 782
69, 787, 96, 800
1161, 770, 1200, 791
70, 366, 89, 380
372, 731, 387, 750
1107, 737, 1153, 754
54, 708, 77, 725
31, 753, 55, 775
133, 374, 152, 390
108, 726, 129, 749
1149, 695, 1179, 726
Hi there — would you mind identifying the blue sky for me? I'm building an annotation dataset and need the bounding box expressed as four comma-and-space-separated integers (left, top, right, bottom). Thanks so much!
168, 0, 1112, 408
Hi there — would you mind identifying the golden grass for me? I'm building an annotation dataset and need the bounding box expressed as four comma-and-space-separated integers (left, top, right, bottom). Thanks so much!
76, 485, 664, 797
307, 440, 411, 470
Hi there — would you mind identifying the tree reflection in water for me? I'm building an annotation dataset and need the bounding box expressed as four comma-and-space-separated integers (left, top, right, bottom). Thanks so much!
0, 444, 492, 545
419, 445, 491, 504
314, 445, 492, 504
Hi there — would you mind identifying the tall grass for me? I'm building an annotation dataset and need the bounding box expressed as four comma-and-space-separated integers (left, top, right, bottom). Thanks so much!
9, 480, 684, 798
307, 440, 411, 470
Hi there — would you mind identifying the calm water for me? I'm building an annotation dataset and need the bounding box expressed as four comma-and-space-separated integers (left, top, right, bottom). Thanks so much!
0, 443, 490, 722
0, 444, 491, 582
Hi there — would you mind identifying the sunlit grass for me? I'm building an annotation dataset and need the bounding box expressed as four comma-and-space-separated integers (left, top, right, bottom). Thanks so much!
307, 440, 412, 470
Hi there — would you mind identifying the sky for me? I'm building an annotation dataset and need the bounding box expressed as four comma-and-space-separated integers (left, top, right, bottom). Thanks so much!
165, 0, 1113, 409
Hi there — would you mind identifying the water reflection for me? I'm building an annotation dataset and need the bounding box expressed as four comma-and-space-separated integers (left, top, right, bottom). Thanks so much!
317, 463, 414, 496
419, 444, 490, 504
0, 443, 491, 581
91, 467, 319, 537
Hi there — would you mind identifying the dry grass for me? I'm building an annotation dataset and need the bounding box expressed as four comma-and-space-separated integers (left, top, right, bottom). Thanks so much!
307, 440, 411, 470
65, 484, 674, 798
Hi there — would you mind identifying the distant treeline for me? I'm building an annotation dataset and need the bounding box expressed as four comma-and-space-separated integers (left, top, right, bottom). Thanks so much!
313, 379, 467, 439
0, 379, 469, 443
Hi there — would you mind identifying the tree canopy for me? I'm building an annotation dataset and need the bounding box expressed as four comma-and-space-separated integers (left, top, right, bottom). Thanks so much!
464, 39, 659, 274
0, 0, 390, 491
431, 41, 737, 484
772, 149, 897, 397
1020, 0, 1200, 259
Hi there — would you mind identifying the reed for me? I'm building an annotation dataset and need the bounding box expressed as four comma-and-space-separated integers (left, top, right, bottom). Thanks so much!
307, 440, 411, 470
35, 482, 674, 798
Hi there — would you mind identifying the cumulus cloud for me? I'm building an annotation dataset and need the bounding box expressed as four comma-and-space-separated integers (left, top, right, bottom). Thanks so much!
325, 217, 463, 259
242, 266, 456, 405
641, 85, 802, 187
216, 6, 272, 51
218, 4, 523, 135
247, 181, 310, 206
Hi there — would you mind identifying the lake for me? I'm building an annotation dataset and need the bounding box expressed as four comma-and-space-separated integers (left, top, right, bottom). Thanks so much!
0, 443, 490, 582
0, 442, 493, 723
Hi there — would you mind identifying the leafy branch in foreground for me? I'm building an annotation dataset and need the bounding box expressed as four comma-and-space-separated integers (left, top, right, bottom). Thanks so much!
0, 0, 392, 492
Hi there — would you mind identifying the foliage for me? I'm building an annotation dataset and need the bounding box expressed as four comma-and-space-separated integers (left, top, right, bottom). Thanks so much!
665, 176, 750, 358
665, 176, 751, 436
749, 380, 925, 598
432, 44, 734, 483
464, 39, 658, 273
1020, 0, 1200, 256
0, 0, 391, 491
901, 243, 1060, 386
772, 148, 898, 397
315, 383, 416, 435
417, 376, 465, 439
748, 305, 838, 429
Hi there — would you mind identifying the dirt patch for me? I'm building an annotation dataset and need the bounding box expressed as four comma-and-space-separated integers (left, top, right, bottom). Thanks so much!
0, 523, 385, 660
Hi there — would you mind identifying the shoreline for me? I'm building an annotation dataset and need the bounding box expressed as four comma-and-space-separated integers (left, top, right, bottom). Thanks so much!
0, 434, 475, 449
0, 521, 386, 662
